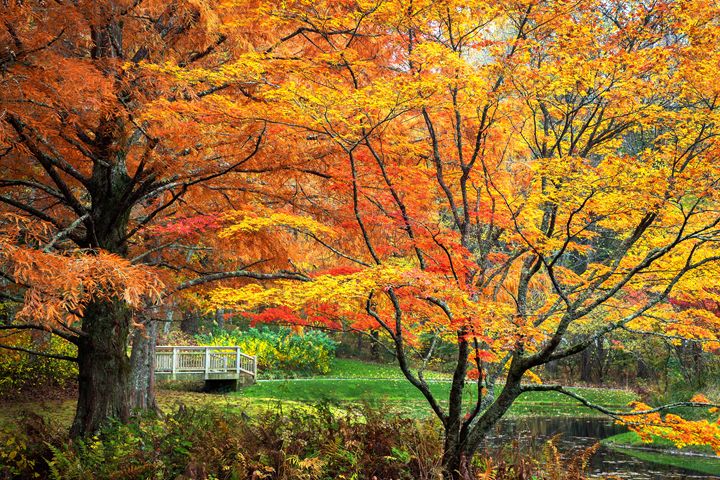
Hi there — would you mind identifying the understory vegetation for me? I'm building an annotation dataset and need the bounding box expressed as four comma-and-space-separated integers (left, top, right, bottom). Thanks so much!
2, 351, 719, 477
1, 403, 600, 480
0, 333, 76, 399
196, 327, 337, 377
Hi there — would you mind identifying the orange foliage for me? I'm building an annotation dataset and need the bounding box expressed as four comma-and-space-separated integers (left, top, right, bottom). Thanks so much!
203, 0, 720, 456
3, 0, 720, 455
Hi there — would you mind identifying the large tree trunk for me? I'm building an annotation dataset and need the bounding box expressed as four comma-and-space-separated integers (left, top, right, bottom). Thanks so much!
70, 299, 132, 437
441, 441, 470, 480
129, 317, 160, 412
441, 368, 524, 480
70, 110, 136, 436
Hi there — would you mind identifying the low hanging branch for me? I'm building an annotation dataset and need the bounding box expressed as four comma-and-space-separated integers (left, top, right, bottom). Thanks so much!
0, 323, 80, 344
0, 343, 78, 362
521, 384, 720, 420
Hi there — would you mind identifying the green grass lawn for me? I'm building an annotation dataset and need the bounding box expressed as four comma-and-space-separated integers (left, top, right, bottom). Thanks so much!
237, 357, 636, 418
258, 357, 452, 380
314, 357, 452, 380
236, 380, 636, 418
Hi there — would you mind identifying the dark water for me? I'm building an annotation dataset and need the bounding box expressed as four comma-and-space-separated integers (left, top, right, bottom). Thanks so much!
483, 417, 720, 479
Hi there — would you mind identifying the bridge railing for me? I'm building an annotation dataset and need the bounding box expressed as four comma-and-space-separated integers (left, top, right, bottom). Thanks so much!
155, 346, 257, 379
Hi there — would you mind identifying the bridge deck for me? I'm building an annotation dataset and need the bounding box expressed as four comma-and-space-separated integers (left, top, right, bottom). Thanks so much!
155, 346, 257, 382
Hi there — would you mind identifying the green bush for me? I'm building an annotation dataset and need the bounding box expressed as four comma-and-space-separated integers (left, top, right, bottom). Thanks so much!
0, 333, 77, 397
0, 412, 65, 479
196, 327, 337, 377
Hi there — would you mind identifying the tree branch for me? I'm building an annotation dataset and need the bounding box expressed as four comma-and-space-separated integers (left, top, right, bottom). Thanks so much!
0, 343, 77, 362
521, 384, 720, 419
168, 269, 310, 296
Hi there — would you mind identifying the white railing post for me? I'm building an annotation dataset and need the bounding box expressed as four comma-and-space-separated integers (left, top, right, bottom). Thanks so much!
204, 347, 210, 379
236, 347, 240, 375
156, 345, 255, 383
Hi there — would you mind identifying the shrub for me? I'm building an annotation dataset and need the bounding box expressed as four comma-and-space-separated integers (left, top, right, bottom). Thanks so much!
0, 333, 77, 398
22, 404, 442, 480
477, 436, 600, 480
0, 412, 65, 479
196, 327, 337, 377
2, 403, 600, 480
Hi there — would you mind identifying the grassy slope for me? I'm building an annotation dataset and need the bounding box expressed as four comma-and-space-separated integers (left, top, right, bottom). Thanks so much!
603, 431, 717, 454
316, 358, 451, 379
0, 358, 637, 430
236, 358, 636, 418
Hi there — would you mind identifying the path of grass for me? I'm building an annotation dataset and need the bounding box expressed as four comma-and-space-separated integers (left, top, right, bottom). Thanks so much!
0, 382, 636, 433
0, 359, 638, 430
258, 358, 452, 380
0, 387, 637, 441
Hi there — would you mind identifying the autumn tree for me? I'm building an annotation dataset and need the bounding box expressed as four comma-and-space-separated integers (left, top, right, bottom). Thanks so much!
0, 0, 321, 436
209, 0, 720, 477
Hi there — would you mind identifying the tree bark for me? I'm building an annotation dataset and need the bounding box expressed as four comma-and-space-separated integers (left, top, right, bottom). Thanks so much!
215, 308, 226, 329
456, 366, 525, 478
441, 440, 470, 480
129, 317, 160, 412
580, 346, 593, 383
442, 335, 470, 479
370, 329, 380, 360
70, 298, 132, 437
70, 111, 136, 436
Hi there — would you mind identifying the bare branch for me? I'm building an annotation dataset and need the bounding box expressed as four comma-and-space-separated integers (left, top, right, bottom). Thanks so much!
0, 343, 77, 362
521, 384, 720, 419
43, 213, 89, 252
168, 269, 310, 296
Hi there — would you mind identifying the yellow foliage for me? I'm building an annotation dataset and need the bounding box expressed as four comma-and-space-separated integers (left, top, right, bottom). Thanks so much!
220, 210, 336, 238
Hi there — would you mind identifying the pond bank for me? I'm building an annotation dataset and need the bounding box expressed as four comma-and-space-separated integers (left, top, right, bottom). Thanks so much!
487, 416, 720, 479
601, 431, 720, 476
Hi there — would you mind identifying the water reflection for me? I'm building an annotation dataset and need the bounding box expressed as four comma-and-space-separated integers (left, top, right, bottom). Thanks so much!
482, 417, 720, 479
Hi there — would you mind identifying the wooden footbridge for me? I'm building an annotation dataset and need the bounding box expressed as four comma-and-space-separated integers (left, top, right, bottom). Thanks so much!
155, 346, 257, 389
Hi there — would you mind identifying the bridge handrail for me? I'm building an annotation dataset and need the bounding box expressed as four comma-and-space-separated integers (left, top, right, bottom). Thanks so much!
155, 345, 257, 378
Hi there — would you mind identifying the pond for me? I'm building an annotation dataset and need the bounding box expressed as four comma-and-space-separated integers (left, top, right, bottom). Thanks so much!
484, 417, 720, 479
